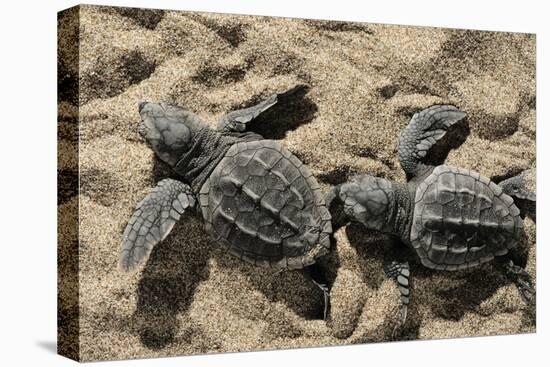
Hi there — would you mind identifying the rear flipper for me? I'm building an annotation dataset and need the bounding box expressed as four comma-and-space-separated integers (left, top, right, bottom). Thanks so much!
398, 105, 467, 179
498, 171, 536, 202
120, 179, 196, 271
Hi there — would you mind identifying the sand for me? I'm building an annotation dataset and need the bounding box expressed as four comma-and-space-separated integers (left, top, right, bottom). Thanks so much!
57, 5, 536, 362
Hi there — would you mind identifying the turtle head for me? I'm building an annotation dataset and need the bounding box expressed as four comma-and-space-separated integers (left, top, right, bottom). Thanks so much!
339, 174, 395, 232
497, 171, 536, 201
138, 102, 206, 166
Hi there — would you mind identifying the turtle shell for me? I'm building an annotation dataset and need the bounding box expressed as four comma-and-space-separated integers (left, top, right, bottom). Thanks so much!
198, 140, 332, 269
410, 165, 523, 270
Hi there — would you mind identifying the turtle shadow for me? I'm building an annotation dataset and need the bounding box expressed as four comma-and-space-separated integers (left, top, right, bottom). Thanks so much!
213, 252, 332, 321
245, 85, 318, 139
416, 265, 504, 320
423, 116, 471, 167
132, 215, 211, 350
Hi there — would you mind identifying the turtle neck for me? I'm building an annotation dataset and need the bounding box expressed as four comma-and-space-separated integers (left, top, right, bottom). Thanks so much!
174, 127, 262, 192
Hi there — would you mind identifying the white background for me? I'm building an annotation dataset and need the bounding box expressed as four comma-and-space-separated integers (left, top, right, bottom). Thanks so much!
0, 0, 547, 365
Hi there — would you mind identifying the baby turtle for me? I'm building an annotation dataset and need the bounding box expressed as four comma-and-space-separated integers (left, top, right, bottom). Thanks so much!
121, 88, 332, 317
328, 105, 536, 324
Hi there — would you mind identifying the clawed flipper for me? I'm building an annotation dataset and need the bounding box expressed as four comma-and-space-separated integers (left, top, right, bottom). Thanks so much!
502, 260, 536, 304
398, 105, 467, 178
120, 179, 196, 271
384, 261, 411, 327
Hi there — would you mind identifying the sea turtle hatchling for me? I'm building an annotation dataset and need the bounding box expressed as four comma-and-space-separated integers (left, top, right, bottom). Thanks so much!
120, 87, 333, 317
328, 105, 536, 324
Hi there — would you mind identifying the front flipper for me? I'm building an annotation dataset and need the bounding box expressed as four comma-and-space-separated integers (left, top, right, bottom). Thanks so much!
217, 86, 305, 132
120, 179, 196, 271
498, 171, 536, 202
384, 261, 411, 328
398, 105, 467, 178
